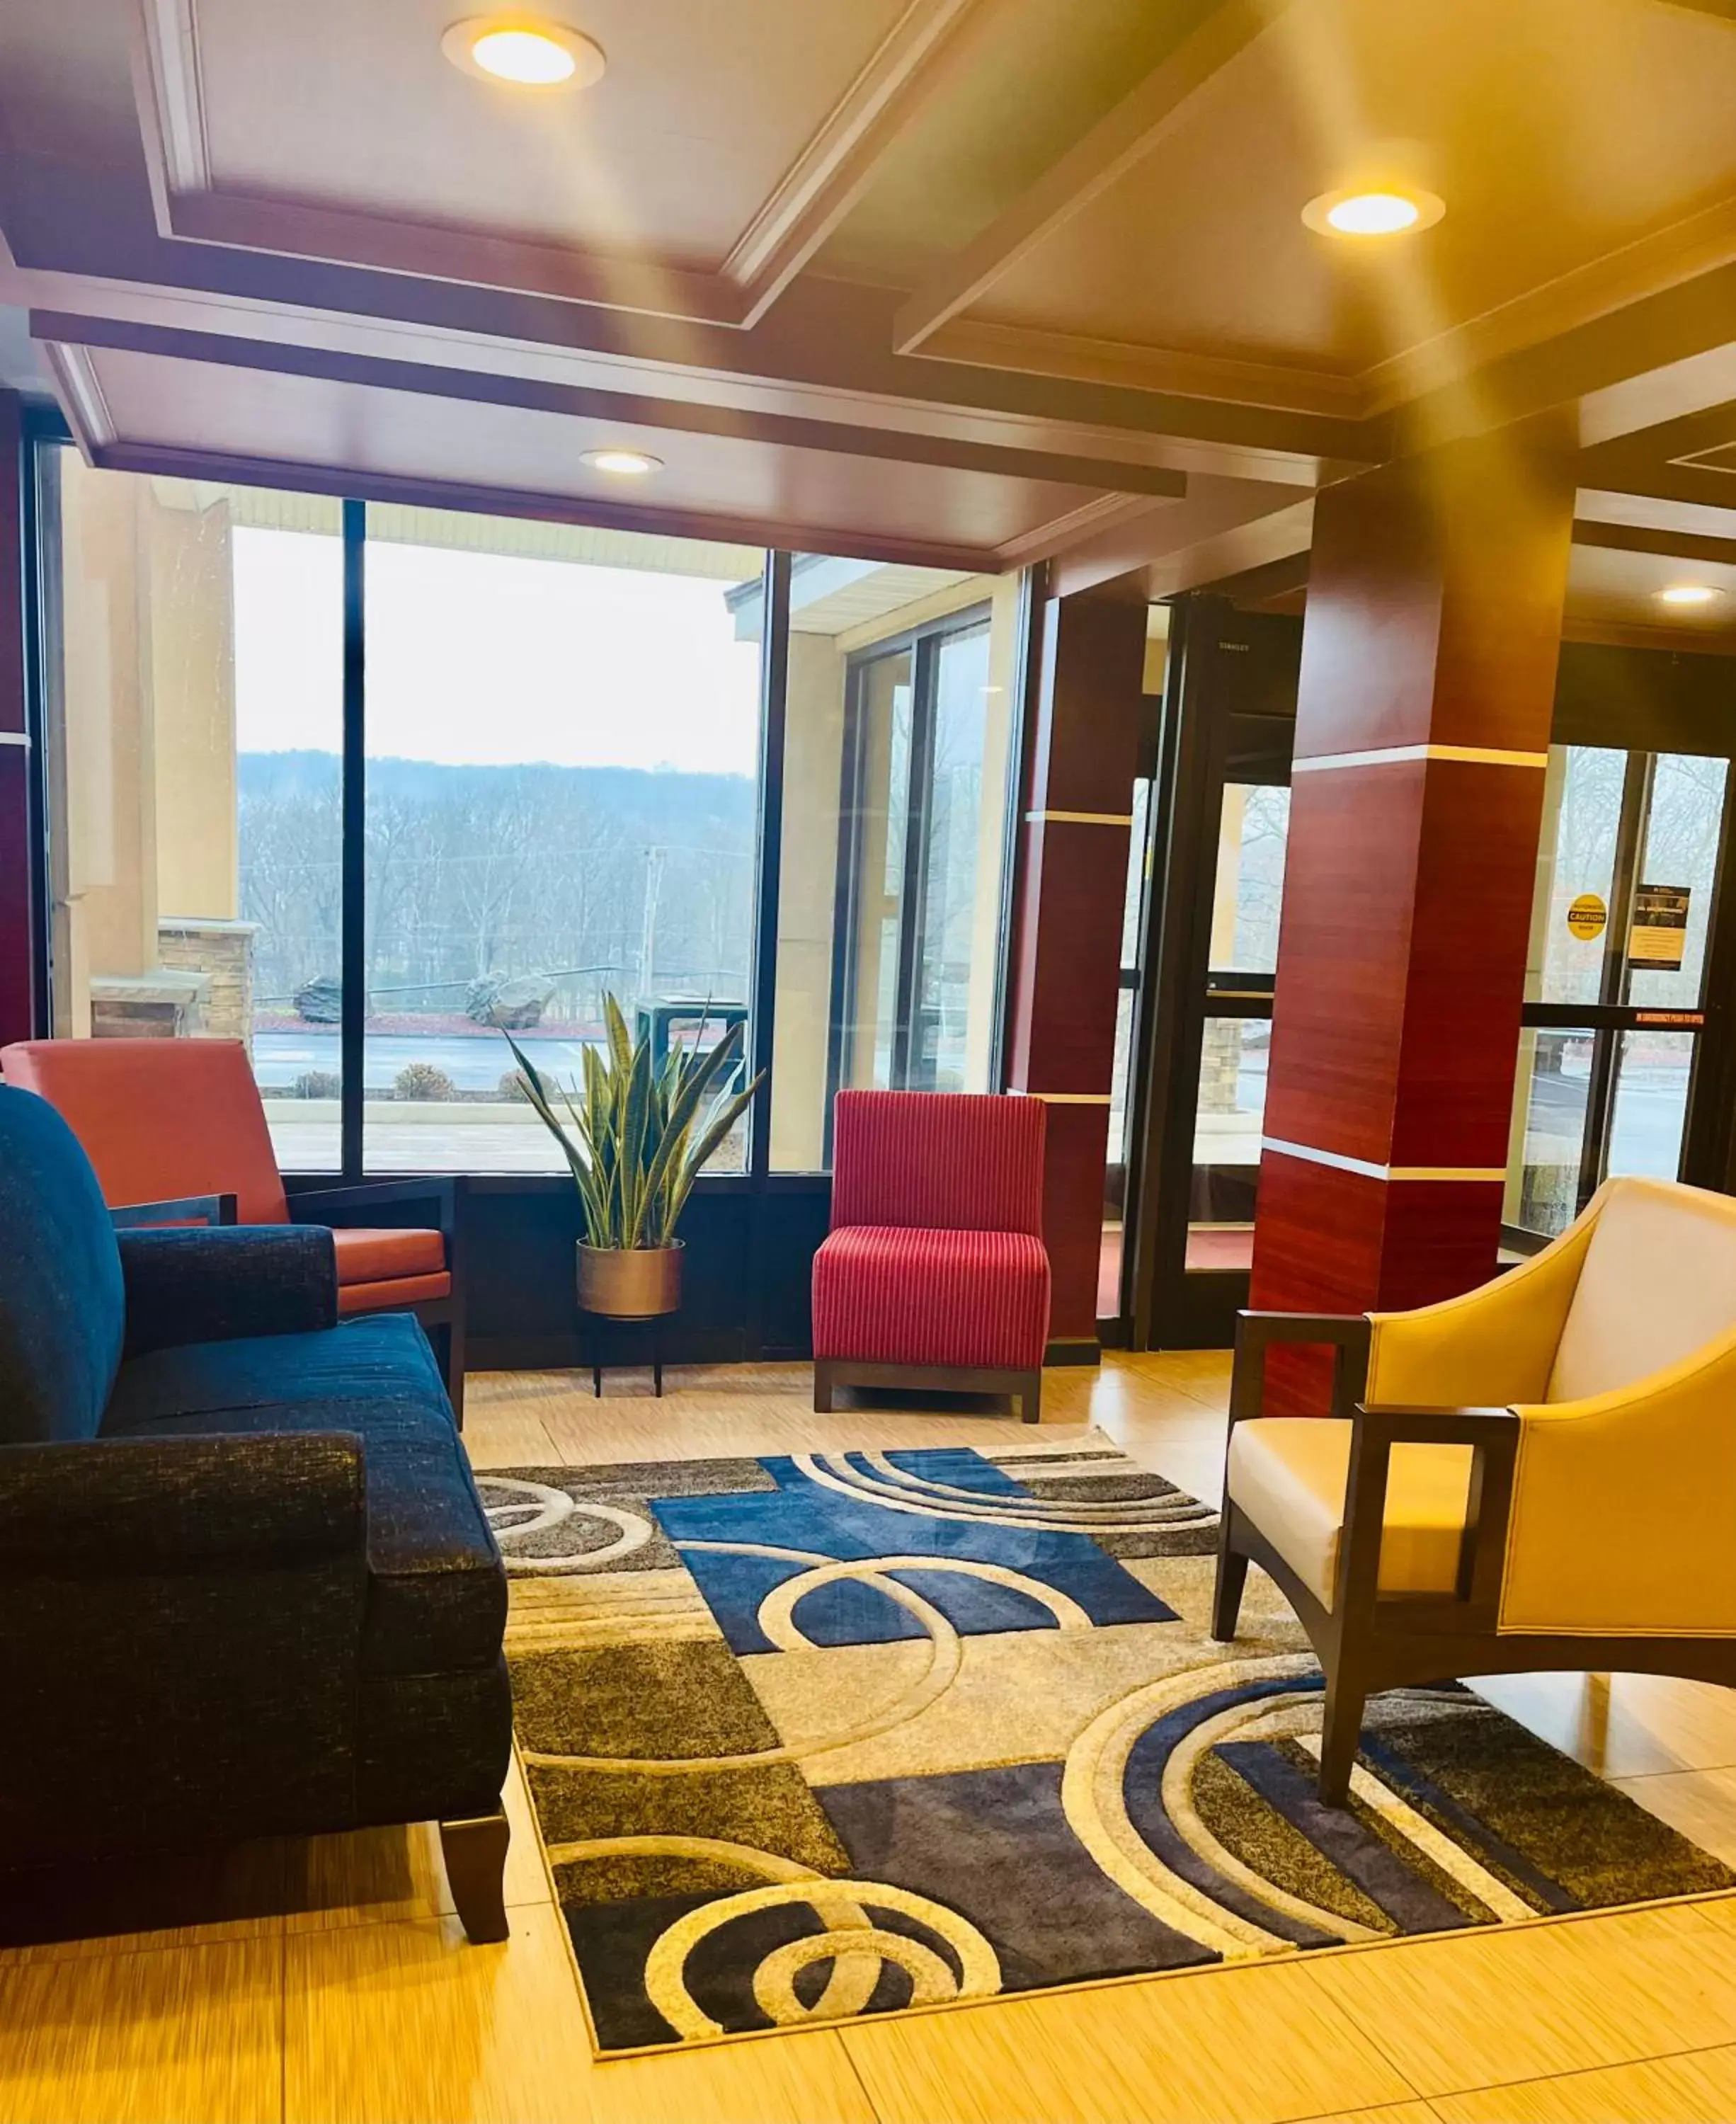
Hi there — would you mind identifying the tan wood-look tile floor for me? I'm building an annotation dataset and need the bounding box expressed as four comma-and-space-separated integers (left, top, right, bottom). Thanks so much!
8, 1353, 1736, 2123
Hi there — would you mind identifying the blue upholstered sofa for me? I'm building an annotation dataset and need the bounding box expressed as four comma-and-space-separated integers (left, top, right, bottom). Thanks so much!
0, 1083, 512, 1941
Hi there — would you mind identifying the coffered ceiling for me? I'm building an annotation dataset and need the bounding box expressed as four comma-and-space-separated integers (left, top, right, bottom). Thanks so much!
6, 0, 1736, 599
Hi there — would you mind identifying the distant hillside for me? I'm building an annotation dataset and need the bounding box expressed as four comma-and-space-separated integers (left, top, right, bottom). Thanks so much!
238, 750, 755, 836
236, 750, 759, 1018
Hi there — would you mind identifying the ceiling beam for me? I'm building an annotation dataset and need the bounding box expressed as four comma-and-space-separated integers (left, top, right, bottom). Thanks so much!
7, 246, 1376, 482
1393, 256, 1736, 456
892, 0, 1297, 355
1047, 475, 1306, 599
1142, 493, 1314, 600
1201, 548, 1311, 605
1572, 517, 1736, 566
32, 309, 1190, 498
73, 433, 1005, 573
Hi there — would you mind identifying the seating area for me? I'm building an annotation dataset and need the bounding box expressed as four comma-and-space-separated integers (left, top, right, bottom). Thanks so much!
11, 1, 1736, 2116
0, 1084, 511, 1943
1, 1039, 467, 1415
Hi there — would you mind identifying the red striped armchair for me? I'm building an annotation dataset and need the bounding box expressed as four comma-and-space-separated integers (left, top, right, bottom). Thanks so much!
812, 1091, 1051, 1424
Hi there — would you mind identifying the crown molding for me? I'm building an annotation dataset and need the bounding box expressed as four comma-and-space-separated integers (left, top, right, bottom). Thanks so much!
1575, 484, 1736, 542
42, 340, 115, 451
891, 0, 1301, 355
1560, 615, 1736, 653
131, 0, 990, 329
54, 424, 1010, 574
22, 259, 1350, 484
994, 489, 1179, 568
1141, 493, 1313, 600
1356, 188, 1736, 416
905, 183, 1736, 430
30, 305, 1190, 501
722, 0, 990, 324
879, 0, 1736, 426
917, 316, 1366, 418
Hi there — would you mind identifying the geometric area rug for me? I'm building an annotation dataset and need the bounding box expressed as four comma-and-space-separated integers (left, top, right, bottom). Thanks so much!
475, 1438, 1734, 2056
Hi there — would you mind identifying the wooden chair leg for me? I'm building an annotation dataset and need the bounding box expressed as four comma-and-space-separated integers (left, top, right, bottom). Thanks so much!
1211, 1541, 1249, 1642
439, 1808, 510, 1944
1018, 1369, 1041, 1424
813, 1359, 835, 1413
1317, 1669, 1367, 1807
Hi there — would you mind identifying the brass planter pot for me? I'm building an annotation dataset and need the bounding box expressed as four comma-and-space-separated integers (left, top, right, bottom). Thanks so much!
576, 1240, 683, 1320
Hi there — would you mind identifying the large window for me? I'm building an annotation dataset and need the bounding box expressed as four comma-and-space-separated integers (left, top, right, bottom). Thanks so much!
767, 559, 1021, 1170
1506, 743, 1732, 1238
360, 509, 763, 1172
35, 454, 1027, 1181
41, 454, 344, 1167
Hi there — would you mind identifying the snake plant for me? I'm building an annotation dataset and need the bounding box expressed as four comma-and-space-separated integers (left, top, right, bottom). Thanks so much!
497, 994, 763, 1249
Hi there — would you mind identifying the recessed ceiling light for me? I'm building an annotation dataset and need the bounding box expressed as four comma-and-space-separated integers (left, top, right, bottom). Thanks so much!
1302, 187, 1445, 238
581, 447, 662, 477
442, 18, 606, 89
1659, 583, 1722, 607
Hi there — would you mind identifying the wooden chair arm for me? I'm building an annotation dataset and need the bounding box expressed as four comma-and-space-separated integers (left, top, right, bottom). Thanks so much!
288, 1176, 458, 1237
1230, 1310, 1371, 1422
1338, 1403, 1520, 1630
110, 1193, 238, 1229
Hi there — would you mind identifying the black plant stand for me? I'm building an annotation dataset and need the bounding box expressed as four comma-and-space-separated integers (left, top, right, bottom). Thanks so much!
582, 1311, 667, 1397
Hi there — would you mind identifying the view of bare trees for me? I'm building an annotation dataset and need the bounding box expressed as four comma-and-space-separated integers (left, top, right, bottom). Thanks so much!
239, 751, 756, 1029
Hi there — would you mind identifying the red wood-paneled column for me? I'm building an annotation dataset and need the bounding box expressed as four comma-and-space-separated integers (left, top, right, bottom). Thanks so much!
0, 394, 35, 1048
1248, 429, 1576, 1410
1004, 592, 1148, 1354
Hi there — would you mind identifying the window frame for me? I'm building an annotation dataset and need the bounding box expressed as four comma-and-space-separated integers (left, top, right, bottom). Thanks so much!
1506, 742, 1736, 1246
825, 600, 993, 1124
23, 434, 1026, 1192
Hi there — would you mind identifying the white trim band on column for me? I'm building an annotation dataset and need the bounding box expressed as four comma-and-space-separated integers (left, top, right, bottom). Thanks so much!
1262, 1137, 1506, 1183
1008, 1089, 1113, 1104
1291, 744, 1548, 775
1023, 810, 1136, 826
0, 731, 29, 750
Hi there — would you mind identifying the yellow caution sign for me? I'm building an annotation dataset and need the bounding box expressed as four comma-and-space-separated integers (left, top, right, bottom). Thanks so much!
1566, 893, 1607, 943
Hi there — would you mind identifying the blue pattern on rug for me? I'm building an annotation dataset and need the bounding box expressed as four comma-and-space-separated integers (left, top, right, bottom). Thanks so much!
480, 1440, 1736, 2057
650, 1449, 1177, 1655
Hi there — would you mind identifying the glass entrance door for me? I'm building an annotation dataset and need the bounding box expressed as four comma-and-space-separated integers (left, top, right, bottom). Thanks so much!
1507, 744, 1731, 1239
828, 612, 993, 1114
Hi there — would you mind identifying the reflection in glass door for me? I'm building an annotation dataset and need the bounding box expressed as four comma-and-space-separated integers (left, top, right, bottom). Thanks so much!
828, 612, 993, 1114
1189, 782, 1290, 1269
1507, 744, 1730, 1240
1102, 777, 1150, 1318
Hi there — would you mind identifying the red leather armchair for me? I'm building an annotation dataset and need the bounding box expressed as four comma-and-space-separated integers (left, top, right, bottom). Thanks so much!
0, 1039, 467, 1420
812, 1090, 1051, 1424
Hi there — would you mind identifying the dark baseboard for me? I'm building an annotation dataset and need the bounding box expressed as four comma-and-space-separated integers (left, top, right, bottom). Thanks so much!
471, 1333, 1103, 1374
467, 1328, 750, 1373
1044, 1336, 1102, 1367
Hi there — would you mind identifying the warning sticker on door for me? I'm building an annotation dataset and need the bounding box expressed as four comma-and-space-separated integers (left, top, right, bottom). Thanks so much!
1629, 884, 1691, 969
1565, 893, 1608, 942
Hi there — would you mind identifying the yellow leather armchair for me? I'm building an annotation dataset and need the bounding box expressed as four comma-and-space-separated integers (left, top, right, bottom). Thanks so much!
1213, 1176, 1736, 1804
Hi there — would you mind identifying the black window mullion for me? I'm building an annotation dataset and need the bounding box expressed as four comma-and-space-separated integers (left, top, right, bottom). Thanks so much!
743, 549, 790, 1359
892, 635, 938, 1089
1577, 750, 1652, 1209
825, 658, 870, 1139
340, 498, 365, 1180
1684, 759, 1736, 1188
747, 549, 789, 1185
